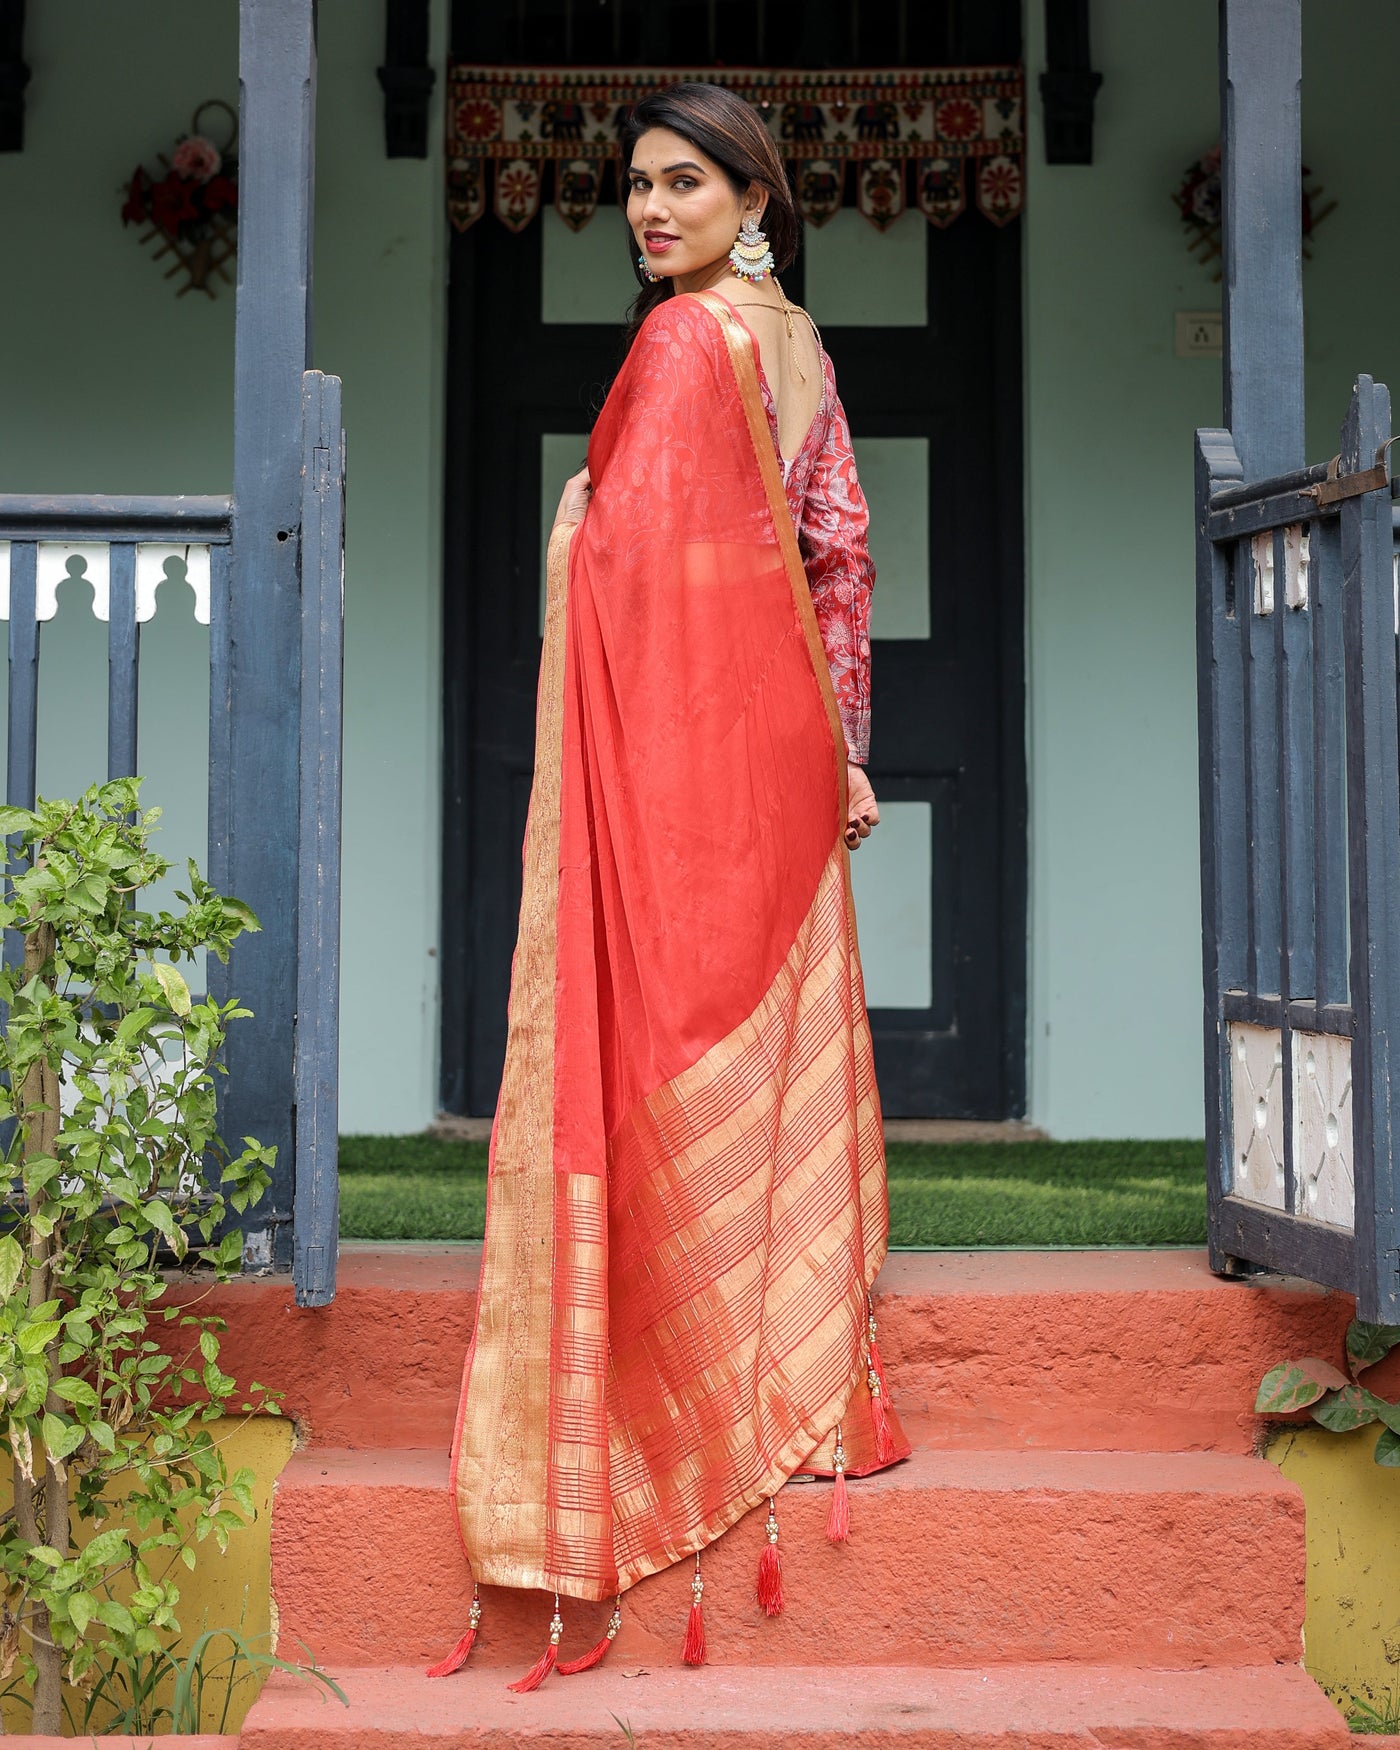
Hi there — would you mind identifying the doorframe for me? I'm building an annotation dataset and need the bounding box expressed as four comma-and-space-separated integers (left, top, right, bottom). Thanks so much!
993, 218, 1028, 1120
438, 202, 489, 1119
436, 132, 1028, 1124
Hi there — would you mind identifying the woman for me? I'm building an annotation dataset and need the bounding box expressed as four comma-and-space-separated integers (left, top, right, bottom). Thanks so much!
432, 82, 908, 1690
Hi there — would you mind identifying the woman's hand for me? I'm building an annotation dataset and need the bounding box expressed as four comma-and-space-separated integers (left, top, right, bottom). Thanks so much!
845, 762, 879, 850
552, 465, 592, 531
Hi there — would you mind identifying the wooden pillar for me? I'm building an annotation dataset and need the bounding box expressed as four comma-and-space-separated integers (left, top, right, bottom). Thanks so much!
1220, 0, 1305, 479
213, 0, 317, 1271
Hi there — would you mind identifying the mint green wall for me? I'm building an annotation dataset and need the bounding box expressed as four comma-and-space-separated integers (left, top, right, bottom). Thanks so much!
3, 4, 1396, 1138
0, 1, 446, 1133
1024, 0, 1400, 1138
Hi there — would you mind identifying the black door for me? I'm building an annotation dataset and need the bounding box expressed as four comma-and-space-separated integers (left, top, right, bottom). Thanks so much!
441, 0, 1025, 1119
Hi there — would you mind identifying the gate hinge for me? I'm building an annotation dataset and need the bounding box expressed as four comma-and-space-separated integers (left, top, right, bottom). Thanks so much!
1305, 437, 1398, 508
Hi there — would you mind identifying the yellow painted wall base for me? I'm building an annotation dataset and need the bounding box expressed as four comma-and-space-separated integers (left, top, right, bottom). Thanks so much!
1270, 1424, 1400, 1731
1, 1415, 294, 1735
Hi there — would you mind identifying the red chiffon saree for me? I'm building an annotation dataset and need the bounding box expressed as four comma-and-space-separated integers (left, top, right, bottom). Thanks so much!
449, 289, 906, 1606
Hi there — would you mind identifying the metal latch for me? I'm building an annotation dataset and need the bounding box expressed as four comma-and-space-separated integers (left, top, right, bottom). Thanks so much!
1307, 437, 1398, 508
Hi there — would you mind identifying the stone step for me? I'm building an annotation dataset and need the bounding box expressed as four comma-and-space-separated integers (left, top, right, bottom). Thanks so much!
239, 1661, 1349, 1748
270, 1444, 1306, 1672
186, 1245, 1359, 1454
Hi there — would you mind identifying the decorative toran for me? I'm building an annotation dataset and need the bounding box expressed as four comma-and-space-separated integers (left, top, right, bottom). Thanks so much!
446, 66, 1024, 236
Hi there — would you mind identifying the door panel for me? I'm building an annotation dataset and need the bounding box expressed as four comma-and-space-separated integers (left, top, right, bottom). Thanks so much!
855, 435, 932, 639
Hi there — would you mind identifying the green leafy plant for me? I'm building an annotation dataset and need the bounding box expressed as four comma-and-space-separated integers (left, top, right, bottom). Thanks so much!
1256, 1319, 1400, 1463
75, 1625, 345, 1735
0, 782, 277, 1733
1342, 1683, 1400, 1735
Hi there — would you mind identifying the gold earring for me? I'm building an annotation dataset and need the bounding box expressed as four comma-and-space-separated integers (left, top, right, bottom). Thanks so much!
729, 214, 774, 282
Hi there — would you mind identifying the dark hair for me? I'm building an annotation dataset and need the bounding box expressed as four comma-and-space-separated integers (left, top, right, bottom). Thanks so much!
618, 82, 801, 349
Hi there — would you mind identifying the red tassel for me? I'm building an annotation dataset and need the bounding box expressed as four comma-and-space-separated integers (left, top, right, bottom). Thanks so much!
827, 1428, 850, 1545
426, 1589, 482, 1677
507, 1641, 556, 1694
682, 1556, 707, 1666
756, 1497, 784, 1617
868, 1307, 897, 1467
558, 1600, 621, 1675
508, 1597, 562, 1694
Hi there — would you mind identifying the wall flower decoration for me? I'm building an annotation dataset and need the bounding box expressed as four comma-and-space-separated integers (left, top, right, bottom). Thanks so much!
121, 101, 239, 300
1175, 144, 1335, 280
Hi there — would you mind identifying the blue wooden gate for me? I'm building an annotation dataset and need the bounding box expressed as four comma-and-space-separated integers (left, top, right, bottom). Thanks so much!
1198, 0, 1399, 1319
0, 1, 344, 1306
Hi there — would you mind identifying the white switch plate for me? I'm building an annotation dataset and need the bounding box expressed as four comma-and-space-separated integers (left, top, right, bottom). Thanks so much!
1176, 309, 1223, 358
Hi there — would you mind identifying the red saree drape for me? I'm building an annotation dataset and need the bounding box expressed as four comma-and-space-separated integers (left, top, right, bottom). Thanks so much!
449, 289, 901, 1603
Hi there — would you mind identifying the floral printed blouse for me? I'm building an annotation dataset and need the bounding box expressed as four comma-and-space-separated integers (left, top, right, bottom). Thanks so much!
757, 346, 875, 767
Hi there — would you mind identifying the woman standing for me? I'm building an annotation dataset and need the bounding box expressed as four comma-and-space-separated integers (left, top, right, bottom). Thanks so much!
433, 82, 908, 1688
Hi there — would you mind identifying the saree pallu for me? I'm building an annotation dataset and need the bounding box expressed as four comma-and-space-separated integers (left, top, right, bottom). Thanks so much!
449, 289, 902, 1604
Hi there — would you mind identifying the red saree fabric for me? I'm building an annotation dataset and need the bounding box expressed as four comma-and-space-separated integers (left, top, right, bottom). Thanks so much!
449, 290, 895, 1602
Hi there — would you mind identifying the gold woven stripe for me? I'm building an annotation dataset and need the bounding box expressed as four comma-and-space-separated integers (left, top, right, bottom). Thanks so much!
451, 522, 574, 1591
604, 846, 883, 1591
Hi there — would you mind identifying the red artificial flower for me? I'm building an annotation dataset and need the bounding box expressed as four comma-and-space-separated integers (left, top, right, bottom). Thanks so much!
121, 168, 150, 226
150, 171, 199, 237
202, 173, 237, 214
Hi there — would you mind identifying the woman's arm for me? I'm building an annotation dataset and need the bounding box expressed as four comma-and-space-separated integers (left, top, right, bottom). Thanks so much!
798, 385, 879, 847
798, 387, 874, 769
552, 465, 592, 530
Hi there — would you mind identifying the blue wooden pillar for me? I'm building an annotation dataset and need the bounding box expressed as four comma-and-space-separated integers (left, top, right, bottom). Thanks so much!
211, 0, 317, 1271
1220, 0, 1305, 478
1200, 0, 1306, 1281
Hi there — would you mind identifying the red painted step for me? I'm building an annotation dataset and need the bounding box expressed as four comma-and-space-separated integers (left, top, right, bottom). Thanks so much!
184, 1246, 1361, 1454
239, 1661, 1349, 1748
270, 1445, 1306, 1672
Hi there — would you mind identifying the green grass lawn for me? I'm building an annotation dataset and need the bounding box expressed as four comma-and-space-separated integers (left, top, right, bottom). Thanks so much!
338, 1136, 1207, 1249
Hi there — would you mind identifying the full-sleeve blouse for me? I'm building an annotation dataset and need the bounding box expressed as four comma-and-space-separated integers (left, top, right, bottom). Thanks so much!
758, 349, 875, 766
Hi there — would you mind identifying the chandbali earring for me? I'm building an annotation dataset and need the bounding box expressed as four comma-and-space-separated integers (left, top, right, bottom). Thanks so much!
729, 214, 775, 282
637, 252, 661, 284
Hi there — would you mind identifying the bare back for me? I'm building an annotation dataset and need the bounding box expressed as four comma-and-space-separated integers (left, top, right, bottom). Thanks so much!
720, 291, 824, 462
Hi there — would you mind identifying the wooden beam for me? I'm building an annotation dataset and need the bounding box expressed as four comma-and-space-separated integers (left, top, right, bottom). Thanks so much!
0, 0, 30, 152
293, 370, 344, 1308
1339, 375, 1400, 1323
1039, 0, 1101, 165
379, 0, 435, 158
1220, 0, 1305, 480
215, 0, 317, 1273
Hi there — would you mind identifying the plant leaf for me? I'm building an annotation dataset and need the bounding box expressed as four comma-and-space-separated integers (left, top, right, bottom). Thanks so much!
94, 1598, 135, 1635
1368, 1396, 1400, 1436
1375, 1426, 1400, 1467
18, 1318, 62, 1356
0, 1233, 22, 1301
51, 1375, 99, 1409
1256, 1358, 1349, 1413
40, 1410, 82, 1462
151, 961, 192, 1017
1310, 1384, 1384, 1432
1346, 1320, 1400, 1376
83, 1527, 130, 1569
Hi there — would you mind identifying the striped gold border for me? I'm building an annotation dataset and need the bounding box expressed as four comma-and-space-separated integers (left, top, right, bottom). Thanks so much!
450, 519, 575, 1590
